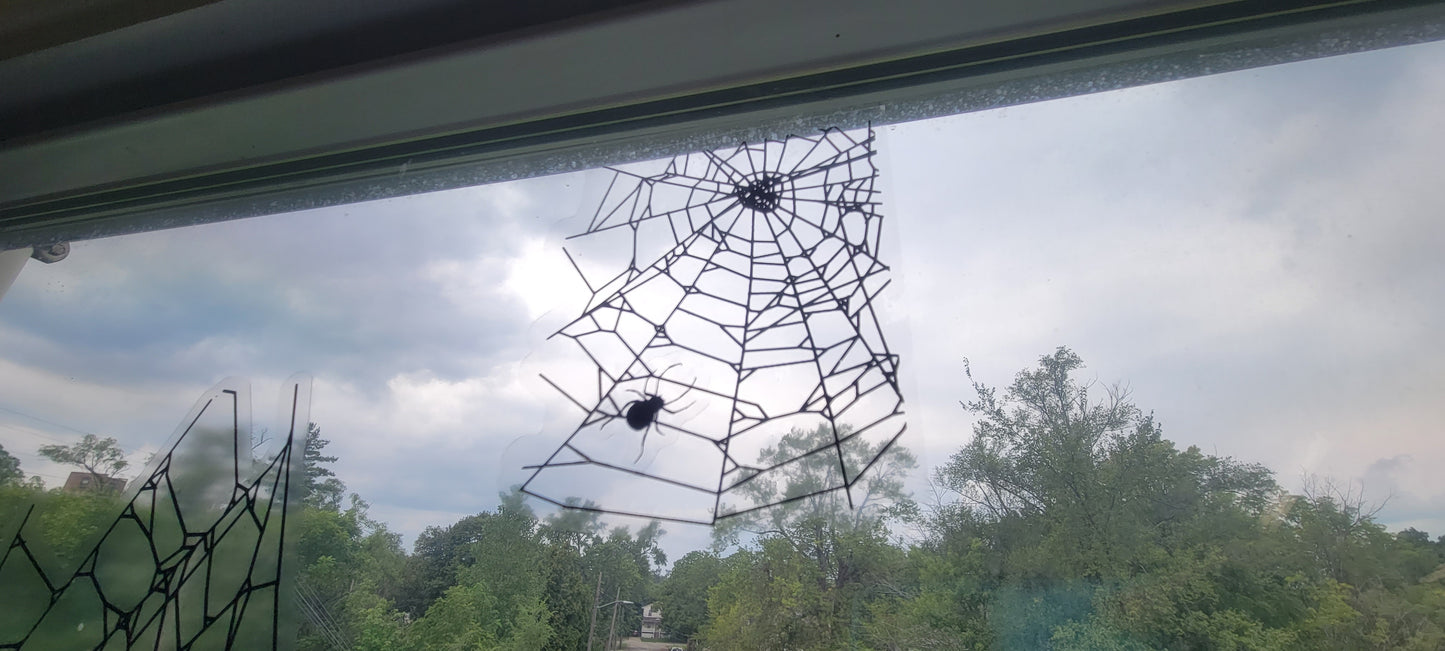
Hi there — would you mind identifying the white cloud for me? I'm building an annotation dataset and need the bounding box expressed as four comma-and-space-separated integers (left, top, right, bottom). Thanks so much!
882, 39, 1445, 533
2, 39, 1443, 554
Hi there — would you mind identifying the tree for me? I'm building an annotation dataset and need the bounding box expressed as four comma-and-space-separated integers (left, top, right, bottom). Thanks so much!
923, 348, 1409, 648
703, 424, 917, 648
655, 551, 723, 642
702, 541, 833, 650
0, 442, 21, 485
933, 347, 1276, 578
715, 422, 918, 542
714, 423, 918, 578
406, 505, 554, 651
396, 513, 497, 618
38, 434, 128, 486
294, 494, 409, 651
279, 347, 1445, 651
302, 423, 347, 511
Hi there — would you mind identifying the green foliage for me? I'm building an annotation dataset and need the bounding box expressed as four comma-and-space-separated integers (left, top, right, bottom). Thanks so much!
15, 354, 1439, 650
699, 425, 919, 649
715, 423, 919, 546
0, 473, 291, 649
0, 443, 21, 485
301, 424, 347, 511
912, 348, 1445, 650
655, 550, 723, 641
293, 494, 408, 651
301, 482, 669, 651
859, 545, 992, 650
936, 348, 1278, 580
0, 483, 125, 644
701, 542, 828, 650
37, 433, 128, 484
342, 590, 409, 651
274, 352, 1445, 650
409, 582, 503, 649
406, 578, 552, 651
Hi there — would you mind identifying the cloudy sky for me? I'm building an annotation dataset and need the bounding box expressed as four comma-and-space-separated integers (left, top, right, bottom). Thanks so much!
2, 38, 1442, 560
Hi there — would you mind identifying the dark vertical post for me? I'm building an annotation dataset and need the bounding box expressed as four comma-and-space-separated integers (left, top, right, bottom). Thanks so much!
586, 572, 602, 651
606, 586, 622, 650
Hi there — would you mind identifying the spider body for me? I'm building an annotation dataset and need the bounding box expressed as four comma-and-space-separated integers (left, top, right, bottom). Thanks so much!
625, 394, 666, 430
606, 363, 696, 462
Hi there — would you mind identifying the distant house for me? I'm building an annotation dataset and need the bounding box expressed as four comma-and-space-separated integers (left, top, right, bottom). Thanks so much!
63, 472, 127, 493
640, 603, 663, 639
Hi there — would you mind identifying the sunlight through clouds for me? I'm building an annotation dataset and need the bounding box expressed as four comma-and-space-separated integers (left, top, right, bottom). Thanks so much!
0, 38, 1442, 556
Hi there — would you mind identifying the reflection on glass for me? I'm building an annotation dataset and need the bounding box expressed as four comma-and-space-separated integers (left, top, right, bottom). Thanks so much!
1, 38, 1443, 650
521, 129, 905, 525
0, 378, 309, 649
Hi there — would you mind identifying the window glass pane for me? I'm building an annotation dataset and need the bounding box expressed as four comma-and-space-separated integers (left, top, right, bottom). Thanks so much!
2, 37, 1442, 650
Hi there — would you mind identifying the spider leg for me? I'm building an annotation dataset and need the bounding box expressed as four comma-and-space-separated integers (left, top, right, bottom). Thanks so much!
653, 362, 683, 395
661, 400, 695, 415
634, 423, 653, 463
669, 376, 699, 403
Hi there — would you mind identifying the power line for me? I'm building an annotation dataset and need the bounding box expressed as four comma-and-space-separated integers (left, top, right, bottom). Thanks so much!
294, 581, 350, 651
0, 422, 69, 445
0, 403, 100, 439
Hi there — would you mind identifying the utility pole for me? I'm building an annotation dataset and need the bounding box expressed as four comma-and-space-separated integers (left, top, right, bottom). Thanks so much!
606, 586, 622, 650
586, 572, 602, 651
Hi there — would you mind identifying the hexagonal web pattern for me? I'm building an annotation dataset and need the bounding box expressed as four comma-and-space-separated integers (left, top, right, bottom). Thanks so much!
0, 379, 309, 650
521, 128, 906, 525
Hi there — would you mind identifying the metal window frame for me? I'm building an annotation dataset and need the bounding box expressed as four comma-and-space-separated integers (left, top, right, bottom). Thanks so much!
1, 0, 1443, 250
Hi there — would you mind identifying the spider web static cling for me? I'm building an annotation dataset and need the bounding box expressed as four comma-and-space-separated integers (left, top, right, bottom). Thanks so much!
520, 128, 905, 525
0, 377, 311, 650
